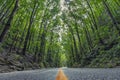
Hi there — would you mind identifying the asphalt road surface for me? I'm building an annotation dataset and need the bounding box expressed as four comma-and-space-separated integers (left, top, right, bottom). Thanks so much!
0, 68, 120, 80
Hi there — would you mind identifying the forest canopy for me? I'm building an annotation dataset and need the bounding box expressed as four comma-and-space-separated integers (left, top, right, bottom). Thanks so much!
0, 0, 120, 68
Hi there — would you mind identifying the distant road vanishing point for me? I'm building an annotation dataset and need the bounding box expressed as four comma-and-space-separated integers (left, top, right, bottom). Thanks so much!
0, 68, 120, 80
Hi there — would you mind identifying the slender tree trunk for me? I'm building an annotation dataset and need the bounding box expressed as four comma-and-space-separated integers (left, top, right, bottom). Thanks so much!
22, 2, 38, 55
69, 25, 78, 62
102, 0, 120, 34
0, 1, 14, 22
69, 8, 84, 58
114, 0, 120, 7
8, 33, 18, 52
0, 0, 8, 17
86, 0, 104, 44
0, 0, 19, 42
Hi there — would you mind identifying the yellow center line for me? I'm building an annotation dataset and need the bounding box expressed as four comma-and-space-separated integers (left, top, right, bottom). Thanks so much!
56, 69, 68, 80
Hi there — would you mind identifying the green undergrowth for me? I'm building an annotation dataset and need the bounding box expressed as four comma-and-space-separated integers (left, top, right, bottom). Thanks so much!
84, 37, 120, 68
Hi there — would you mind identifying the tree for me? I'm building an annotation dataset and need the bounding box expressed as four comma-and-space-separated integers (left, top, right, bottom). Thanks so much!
0, 0, 19, 42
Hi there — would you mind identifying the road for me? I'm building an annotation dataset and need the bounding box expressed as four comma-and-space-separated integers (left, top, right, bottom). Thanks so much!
0, 68, 120, 80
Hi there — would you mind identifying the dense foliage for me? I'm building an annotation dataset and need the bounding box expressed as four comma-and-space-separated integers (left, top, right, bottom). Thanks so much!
0, 0, 120, 68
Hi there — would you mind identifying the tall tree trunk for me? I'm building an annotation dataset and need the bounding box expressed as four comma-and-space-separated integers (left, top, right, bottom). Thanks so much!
0, 0, 19, 42
69, 8, 84, 58
102, 0, 120, 34
0, 1, 14, 22
22, 2, 38, 55
85, 0, 104, 44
